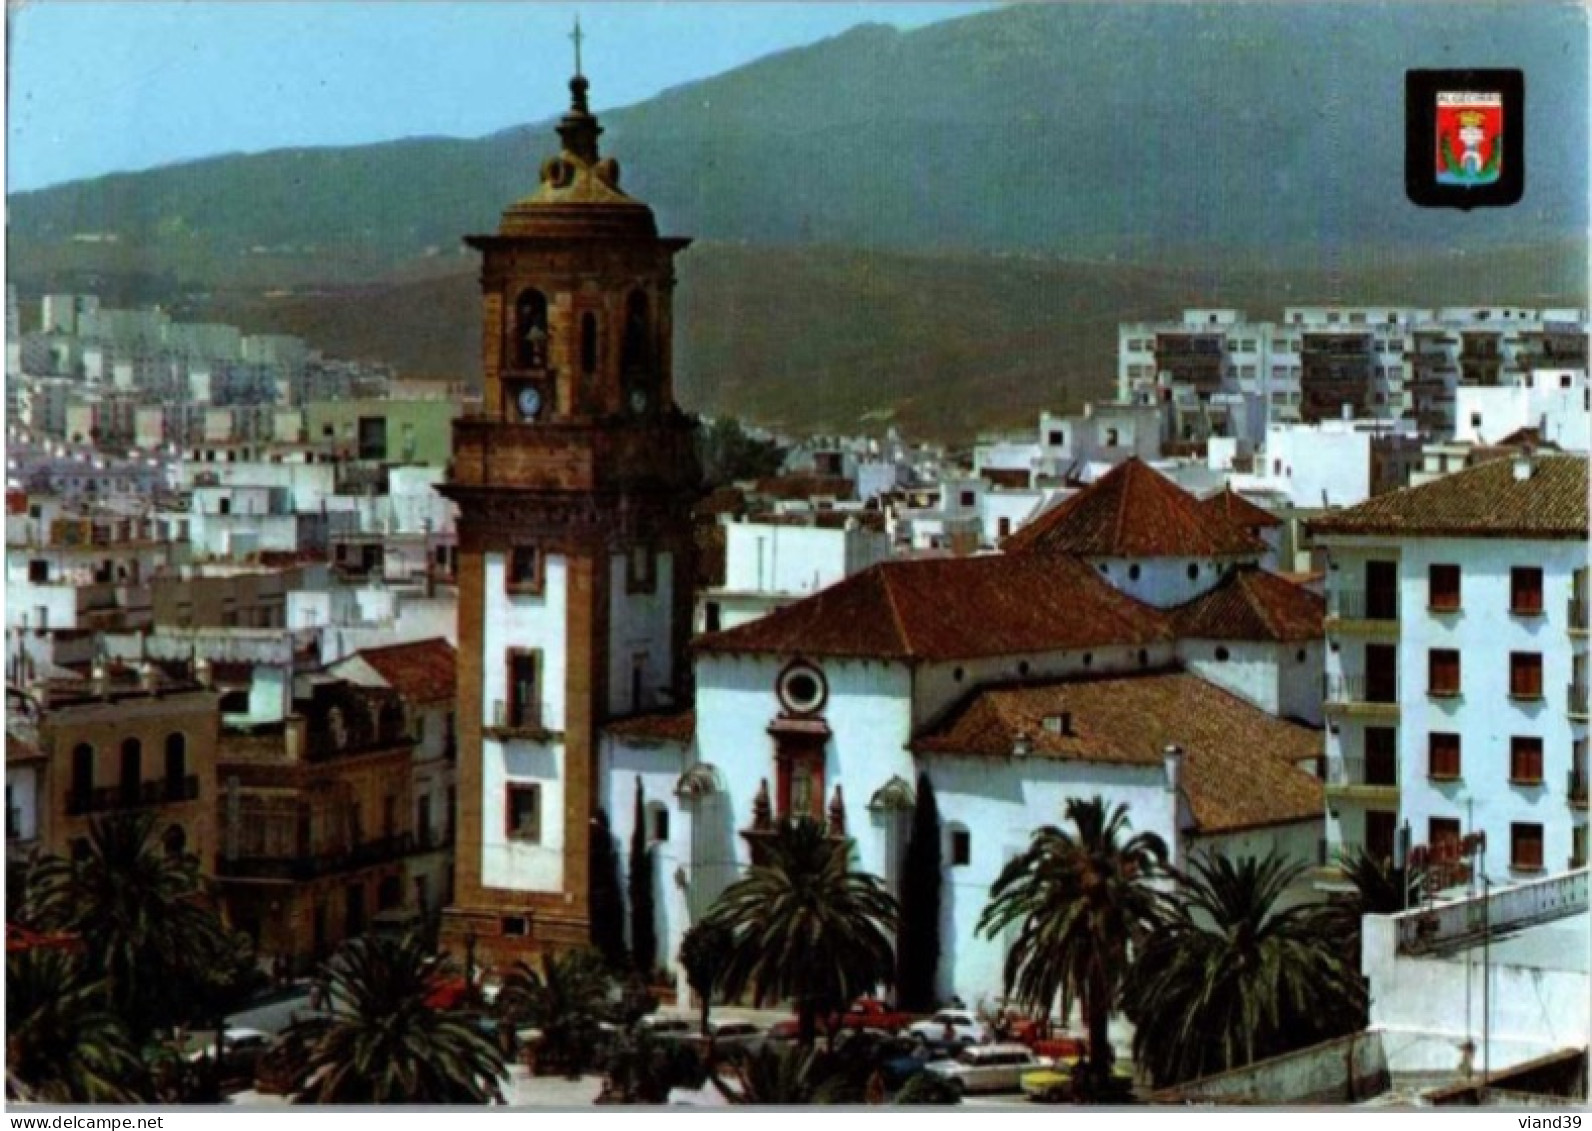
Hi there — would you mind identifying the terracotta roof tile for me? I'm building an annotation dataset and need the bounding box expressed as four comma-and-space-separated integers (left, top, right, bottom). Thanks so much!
604, 710, 696, 745
912, 671, 1323, 834
352, 638, 457, 704
1308, 454, 1588, 540
695, 554, 1172, 661
1169, 568, 1325, 642
1003, 458, 1266, 559
1199, 487, 1283, 530
751, 475, 856, 502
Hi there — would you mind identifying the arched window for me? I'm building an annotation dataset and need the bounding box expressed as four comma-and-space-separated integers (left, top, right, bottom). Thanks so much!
71, 743, 94, 800
622, 290, 649, 374
120, 738, 143, 801
164, 733, 187, 792
581, 313, 599, 376
515, 289, 549, 369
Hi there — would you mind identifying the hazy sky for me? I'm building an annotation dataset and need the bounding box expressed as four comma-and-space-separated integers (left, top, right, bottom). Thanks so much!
6, 2, 992, 193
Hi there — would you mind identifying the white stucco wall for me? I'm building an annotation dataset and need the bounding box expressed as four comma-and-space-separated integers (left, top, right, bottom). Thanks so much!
1089, 556, 1237, 609
927, 754, 1176, 1001
478, 550, 571, 893
604, 737, 693, 988
608, 552, 676, 717
693, 652, 916, 881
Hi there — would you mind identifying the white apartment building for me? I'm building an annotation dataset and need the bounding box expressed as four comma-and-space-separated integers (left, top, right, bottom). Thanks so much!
1311, 453, 1589, 882
1121, 307, 1589, 445
698, 515, 891, 633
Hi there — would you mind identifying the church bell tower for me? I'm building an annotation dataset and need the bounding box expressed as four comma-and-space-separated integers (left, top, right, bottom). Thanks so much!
442, 51, 699, 965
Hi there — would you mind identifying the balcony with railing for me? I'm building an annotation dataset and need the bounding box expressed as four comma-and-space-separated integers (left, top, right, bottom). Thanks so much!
64, 774, 201, 817
1570, 597, 1589, 637
214, 832, 417, 882
1569, 682, 1589, 720
1324, 756, 1400, 802
483, 698, 553, 741
1326, 588, 1400, 636
1324, 674, 1401, 718
1571, 769, 1589, 809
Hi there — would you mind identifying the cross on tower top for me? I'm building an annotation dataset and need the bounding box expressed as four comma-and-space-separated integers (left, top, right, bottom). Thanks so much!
570, 16, 584, 77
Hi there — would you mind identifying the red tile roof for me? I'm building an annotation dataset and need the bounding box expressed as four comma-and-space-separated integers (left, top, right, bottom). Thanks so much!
1169, 568, 1325, 642
1308, 454, 1588, 540
695, 554, 1172, 661
752, 475, 856, 502
1002, 458, 1267, 559
353, 638, 457, 705
912, 671, 1323, 834
604, 710, 696, 745
1199, 487, 1283, 530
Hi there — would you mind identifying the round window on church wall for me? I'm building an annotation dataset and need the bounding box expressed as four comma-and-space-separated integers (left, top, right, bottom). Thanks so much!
777, 660, 828, 716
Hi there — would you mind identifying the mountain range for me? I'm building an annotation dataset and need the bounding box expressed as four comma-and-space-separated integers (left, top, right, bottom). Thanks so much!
9, 3, 1588, 439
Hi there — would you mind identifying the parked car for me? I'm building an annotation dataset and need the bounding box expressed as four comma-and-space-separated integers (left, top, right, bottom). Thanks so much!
1021, 1059, 1135, 1103
905, 1010, 987, 1045
834, 997, 919, 1034
642, 1016, 764, 1058
924, 1043, 1052, 1095
879, 1037, 962, 1090
185, 1027, 272, 1082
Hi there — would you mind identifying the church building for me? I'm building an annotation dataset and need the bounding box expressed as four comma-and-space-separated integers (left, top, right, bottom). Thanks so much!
444, 63, 1328, 1001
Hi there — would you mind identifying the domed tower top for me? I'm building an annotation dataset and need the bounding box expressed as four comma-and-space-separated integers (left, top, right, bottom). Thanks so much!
498, 20, 657, 239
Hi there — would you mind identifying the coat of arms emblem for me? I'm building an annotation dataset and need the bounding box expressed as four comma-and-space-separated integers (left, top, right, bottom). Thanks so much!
1436, 91, 1503, 186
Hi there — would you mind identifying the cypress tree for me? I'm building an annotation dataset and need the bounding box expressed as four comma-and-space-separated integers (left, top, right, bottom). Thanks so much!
629, 777, 657, 979
588, 808, 628, 970
896, 773, 942, 1011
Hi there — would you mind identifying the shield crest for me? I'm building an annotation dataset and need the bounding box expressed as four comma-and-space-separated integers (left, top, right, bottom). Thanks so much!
1435, 91, 1503, 186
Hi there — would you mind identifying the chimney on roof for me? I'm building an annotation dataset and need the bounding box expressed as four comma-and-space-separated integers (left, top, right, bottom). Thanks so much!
1042, 712, 1073, 737
1514, 447, 1535, 481
1163, 743, 1184, 794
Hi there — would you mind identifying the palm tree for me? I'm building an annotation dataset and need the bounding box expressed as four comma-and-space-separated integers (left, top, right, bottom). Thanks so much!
24, 811, 247, 1039
1123, 853, 1367, 1089
278, 934, 505, 1103
6, 946, 148, 1103
705, 818, 897, 1047
976, 796, 1168, 1094
497, 948, 614, 1078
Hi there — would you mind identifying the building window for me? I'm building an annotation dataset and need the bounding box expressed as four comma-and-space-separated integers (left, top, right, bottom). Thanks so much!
704, 602, 722, 633
622, 289, 650, 374
27, 560, 47, 583
502, 915, 530, 937
1186, 563, 1199, 581
1214, 646, 1230, 662
1573, 827, 1588, 870
1510, 567, 1544, 615
627, 545, 655, 594
1509, 652, 1543, 699
1048, 430, 1064, 446
1428, 649, 1461, 698
507, 546, 543, 593
1511, 823, 1544, 872
515, 289, 549, 369
506, 784, 542, 842
119, 738, 142, 801
648, 802, 670, 843
164, 733, 187, 795
1428, 732, 1461, 780
1509, 736, 1544, 784
1428, 564, 1461, 611
1128, 564, 1142, 581
1364, 727, 1398, 786
949, 825, 971, 867
1428, 817, 1462, 862
506, 650, 540, 729
71, 743, 95, 800
581, 313, 598, 376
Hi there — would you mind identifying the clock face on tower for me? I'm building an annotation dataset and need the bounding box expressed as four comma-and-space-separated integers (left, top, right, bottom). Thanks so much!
517, 385, 543, 421
628, 387, 650, 415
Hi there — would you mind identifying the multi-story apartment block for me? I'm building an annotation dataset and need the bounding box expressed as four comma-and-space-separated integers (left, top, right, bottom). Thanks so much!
1311, 452, 1589, 881
1120, 307, 1590, 444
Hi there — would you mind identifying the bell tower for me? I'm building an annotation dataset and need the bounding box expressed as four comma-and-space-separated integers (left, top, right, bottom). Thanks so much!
442, 52, 699, 966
